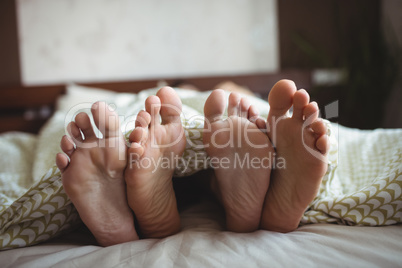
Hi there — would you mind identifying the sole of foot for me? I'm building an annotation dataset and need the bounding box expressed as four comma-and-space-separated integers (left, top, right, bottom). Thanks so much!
261, 79, 329, 232
203, 89, 274, 232
124, 87, 186, 238
56, 101, 138, 246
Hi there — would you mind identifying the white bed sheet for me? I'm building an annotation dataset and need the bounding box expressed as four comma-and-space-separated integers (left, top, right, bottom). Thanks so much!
2, 198, 401, 268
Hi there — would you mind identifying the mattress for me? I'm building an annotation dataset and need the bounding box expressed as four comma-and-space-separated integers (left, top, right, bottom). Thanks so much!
1, 199, 401, 267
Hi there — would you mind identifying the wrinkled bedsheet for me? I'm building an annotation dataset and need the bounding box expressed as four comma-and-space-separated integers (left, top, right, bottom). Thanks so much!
1, 205, 402, 267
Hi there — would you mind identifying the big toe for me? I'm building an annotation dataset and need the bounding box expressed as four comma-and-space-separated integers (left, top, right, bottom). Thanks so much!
267, 79, 297, 120
156, 86, 182, 124
91, 102, 121, 138
204, 89, 226, 123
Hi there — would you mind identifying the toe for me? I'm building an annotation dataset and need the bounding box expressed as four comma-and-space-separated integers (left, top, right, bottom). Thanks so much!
129, 127, 147, 144
267, 79, 297, 120
135, 110, 151, 128
67, 122, 82, 143
239, 97, 251, 118
156, 86, 182, 125
228, 92, 241, 117
127, 142, 144, 163
204, 89, 226, 123
56, 153, 69, 173
248, 105, 259, 121
316, 134, 329, 155
292, 89, 310, 120
75, 112, 96, 139
60, 135, 75, 157
91, 102, 121, 138
303, 102, 319, 124
256, 118, 267, 130
311, 119, 327, 136
132, 110, 151, 144
248, 105, 266, 130
145, 95, 161, 125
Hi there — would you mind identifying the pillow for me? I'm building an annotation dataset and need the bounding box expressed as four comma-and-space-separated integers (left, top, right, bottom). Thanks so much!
56, 83, 119, 112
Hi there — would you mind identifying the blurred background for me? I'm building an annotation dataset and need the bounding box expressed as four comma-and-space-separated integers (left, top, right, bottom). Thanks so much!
0, 0, 401, 129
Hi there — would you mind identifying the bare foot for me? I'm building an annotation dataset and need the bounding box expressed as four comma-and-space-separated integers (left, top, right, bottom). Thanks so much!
203, 90, 274, 232
55, 102, 138, 246
125, 87, 186, 238
261, 80, 329, 232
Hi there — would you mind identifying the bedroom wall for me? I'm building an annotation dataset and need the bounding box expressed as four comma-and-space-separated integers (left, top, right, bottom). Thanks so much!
382, 0, 402, 128
0, 0, 21, 86
16, 0, 279, 86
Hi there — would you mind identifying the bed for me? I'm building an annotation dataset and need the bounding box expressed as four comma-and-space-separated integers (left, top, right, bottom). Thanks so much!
0, 72, 401, 267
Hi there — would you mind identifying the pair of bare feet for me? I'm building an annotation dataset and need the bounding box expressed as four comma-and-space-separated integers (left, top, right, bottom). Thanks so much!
55, 80, 329, 246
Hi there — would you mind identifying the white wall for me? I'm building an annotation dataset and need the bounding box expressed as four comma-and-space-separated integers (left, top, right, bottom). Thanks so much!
17, 0, 279, 86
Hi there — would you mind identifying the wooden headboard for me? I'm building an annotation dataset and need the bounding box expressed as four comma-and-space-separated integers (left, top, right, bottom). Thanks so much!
0, 70, 311, 134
